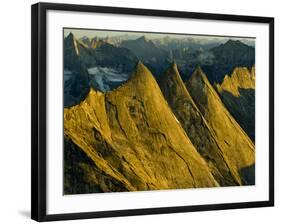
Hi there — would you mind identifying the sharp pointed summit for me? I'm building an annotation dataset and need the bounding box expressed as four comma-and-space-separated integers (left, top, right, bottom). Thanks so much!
64, 31, 82, 56
135, 61, 150, 74
121, 61, 158, 90
159, 62, 195, 108
186, 67, 255, 185
224, 39, 246, 48
159, 64, 241, 185
65, 32, 75, 46
187, 66, 217, 108
120, 36, 169, 66
63, 30, 256, 194
190, 66, 210, 84
168, 62, 180, 75
66, 32, 74, 39
137, 35, 148, 42
160, 62, 182, 81
64, 64, 219, 194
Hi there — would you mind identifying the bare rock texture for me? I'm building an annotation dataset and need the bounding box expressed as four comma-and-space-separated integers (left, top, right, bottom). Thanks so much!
215, 67, 255, 141
159, 63, 240, 186
186, 67, 255, 185
64, 62, 219, 194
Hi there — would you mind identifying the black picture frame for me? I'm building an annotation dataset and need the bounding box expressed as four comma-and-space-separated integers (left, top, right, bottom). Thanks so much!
31, 2, 274, 222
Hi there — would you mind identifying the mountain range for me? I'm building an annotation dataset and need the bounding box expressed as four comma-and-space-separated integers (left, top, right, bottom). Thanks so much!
159, 63, 254, 186
64, 62, 255, 194
64, 33, 255, 98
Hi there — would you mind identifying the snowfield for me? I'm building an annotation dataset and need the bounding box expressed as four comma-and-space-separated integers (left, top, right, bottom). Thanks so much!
88, 66, 129, 92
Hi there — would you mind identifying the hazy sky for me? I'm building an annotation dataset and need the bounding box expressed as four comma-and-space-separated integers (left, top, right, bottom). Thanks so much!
64, 28, 255, 45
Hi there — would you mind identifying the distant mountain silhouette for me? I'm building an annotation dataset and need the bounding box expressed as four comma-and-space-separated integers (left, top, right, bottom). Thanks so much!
63, 33, 139, 106
64, 34, 255, 106
120, 36, 169, 61
204, 40, 255, 83
64, 32, 138, 73
120, 36, 170, 76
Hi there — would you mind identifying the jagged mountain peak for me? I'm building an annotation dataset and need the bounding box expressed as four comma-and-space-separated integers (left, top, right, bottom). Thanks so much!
137, 35, 148, 42
106, 61, 159, 98
159, 64, 245, 186
212, 39, 254, 54
159, 62, 189, 96
186, 66, 255, 185
189, 66, 211, 89
136, 60, 148, 71
225, 39, 243, 45
215, 66, 256, 141
81, 62, 156, 107
193, 65, 205, 75
221, 39, 253, 49
170, 61, 179, 71
218, 66, 255, 96
65, 32, 76, 44
130, 61, 155, 82
66, 32, 74, 39
90, 38, 106, 49
64, 59, 219, 193
163, 62, 181, 78
186, 67, 226, 112
64, 32, 81, 55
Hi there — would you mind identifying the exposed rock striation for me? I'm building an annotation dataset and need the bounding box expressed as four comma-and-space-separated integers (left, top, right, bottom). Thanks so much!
215, 66, 255, 141
186, 67, 255, 185
159, 63, 240, 186
64, 62, 219, 194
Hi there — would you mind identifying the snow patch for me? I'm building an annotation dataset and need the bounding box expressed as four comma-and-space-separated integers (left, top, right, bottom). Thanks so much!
88, 66, 129, 92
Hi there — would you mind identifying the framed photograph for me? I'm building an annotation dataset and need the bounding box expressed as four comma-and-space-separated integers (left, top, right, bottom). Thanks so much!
31, 2, 274, 222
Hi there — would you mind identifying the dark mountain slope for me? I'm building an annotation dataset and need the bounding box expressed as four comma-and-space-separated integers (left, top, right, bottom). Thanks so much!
205, 40, 255, 83
120, 36, 169, 61
186, 67, 255, 185
159, 63, 241, 186
215, 66, 255, 141
63, 33, 139, 106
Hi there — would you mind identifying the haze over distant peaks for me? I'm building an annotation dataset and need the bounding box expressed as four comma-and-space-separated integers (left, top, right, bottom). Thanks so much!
63, 31, 256, 194
137, 35, 148, 42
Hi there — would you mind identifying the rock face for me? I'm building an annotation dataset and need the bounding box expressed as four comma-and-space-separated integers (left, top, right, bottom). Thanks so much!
214, 67, 255, 141
64, 62, 219, 194
159, 63, 239, 186
186, 67, 255, 185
